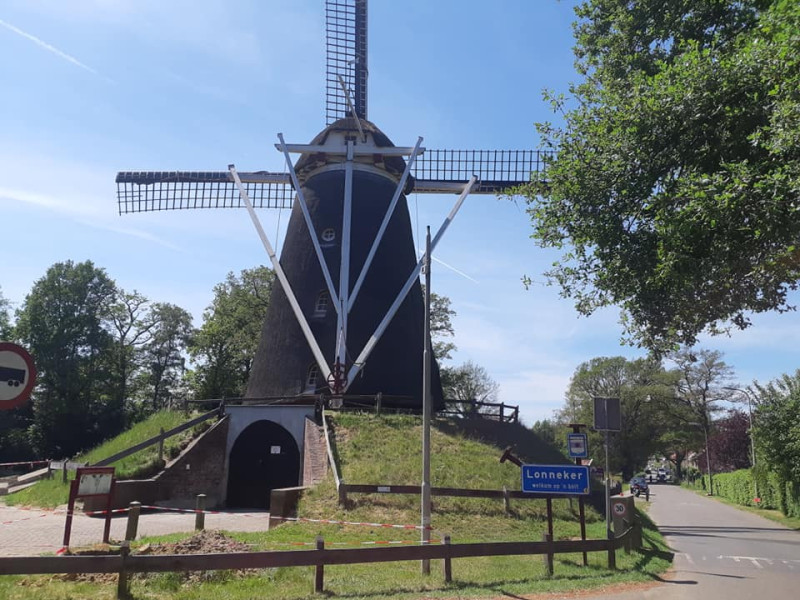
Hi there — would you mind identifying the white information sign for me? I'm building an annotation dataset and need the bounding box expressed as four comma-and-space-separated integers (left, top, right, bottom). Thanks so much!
78, 472, 113, 496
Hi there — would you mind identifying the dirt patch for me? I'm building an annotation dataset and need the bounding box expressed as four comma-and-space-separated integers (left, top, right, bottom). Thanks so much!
135, 529, 259, 584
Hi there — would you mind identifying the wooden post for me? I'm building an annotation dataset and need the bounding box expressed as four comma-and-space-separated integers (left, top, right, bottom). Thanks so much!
514, 406, 519, 423
117, 541, 130, 600
608, 538, 616, 570
125, 502, 141, 541
195, 494, 206, 531
542, 532, 554, 576
158, 428, 165, 462
62, 459, 68, 484
546, 497, 554, 541
579, 496, 588, 566
499, 403, 505, 422
376, 392, 382, 415
443, 535, 452, 583
337, 483, 347, 507
315, 536, 324, 593
502, 486, 511, 515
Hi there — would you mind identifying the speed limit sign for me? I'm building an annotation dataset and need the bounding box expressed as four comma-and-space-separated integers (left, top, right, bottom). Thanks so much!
613, 501, 627, 516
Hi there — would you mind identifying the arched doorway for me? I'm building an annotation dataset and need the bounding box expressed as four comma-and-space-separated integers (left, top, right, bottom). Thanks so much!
226, 420, 300, 509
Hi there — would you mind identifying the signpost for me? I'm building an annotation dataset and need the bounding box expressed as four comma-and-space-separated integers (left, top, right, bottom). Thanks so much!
521, 464, 590, 495
0, 342, 37, 411
593, 396, 621, 542
567, 433, 588, 459
63, 467, 116, 549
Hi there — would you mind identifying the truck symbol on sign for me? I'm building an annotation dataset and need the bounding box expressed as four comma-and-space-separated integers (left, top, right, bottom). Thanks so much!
0, 366, 26, 387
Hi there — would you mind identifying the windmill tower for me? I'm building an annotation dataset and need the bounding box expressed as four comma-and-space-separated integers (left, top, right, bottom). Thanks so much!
116, 0, 545, 410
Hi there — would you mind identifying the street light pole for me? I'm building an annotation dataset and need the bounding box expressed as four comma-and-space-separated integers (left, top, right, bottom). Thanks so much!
689, 420, 713, 496
724, 386, 758, 500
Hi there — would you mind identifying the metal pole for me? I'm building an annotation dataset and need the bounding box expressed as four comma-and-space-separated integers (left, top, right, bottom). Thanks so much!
604, 428, 611, 541
704, 426, 712, 496
421, 227, 432, 575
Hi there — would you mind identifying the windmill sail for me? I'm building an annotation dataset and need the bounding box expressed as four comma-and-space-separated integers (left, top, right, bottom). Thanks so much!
326, 0, 368, 123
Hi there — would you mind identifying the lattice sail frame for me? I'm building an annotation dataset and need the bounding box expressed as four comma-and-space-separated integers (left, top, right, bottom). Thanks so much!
116, 150, 547, 213
325, 0, 368, 124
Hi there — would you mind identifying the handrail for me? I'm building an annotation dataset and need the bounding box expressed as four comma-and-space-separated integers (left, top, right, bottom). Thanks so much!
92, 406, 222, 468
321, 412, 342, 489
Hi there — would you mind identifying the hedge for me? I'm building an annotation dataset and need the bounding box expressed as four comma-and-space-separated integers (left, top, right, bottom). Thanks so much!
690, 468, 800, 517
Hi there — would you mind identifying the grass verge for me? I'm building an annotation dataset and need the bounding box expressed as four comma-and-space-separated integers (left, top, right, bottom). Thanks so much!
3, 410, 201, 509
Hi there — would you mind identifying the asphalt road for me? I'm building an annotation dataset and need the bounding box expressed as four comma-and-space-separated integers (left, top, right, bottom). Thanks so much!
588, 484, 800, 600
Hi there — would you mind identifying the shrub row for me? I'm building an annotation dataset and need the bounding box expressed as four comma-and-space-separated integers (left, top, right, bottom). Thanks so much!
690, 468, 800, 517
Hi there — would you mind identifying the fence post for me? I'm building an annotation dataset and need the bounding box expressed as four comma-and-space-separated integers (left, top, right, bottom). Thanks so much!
607, 536, 616, 570
195, 494, 206, 531
315, 536, 325, 593
337, 482, 347, 507
125, 502, 141, 541
158, 428, 165, 462
542, 532, 554, 576
117, 540, 130, 599
443, 535, 452, 583
62, 459, 68, 484
500, 403, 505, 422
376, 392, 382, 415
502, 486, 511, 515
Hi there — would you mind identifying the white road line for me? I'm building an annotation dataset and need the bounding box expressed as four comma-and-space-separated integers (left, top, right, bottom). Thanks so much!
682, 553, 696, 565
750, 559, 764, 569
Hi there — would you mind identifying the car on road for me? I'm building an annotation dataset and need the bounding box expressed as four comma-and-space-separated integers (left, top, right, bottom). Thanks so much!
629, 475, 649, 499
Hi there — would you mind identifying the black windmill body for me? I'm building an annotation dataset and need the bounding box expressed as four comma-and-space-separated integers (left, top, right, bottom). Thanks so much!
115, 0, 546, 410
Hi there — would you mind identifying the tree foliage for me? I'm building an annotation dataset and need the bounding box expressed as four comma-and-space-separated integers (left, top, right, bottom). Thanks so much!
752, 370, 800, 487
0, 286, 11, 340
190, 266, 274, 399
442, 360, 500, 415
14, 261, 118, 457
523, 0, 800, 352
563, 355, 674, 479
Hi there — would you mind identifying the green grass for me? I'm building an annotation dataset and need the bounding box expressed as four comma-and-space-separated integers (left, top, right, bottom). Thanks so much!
682, 483, 800, 530
0, 412, 672, 599
4, 411, 201, 509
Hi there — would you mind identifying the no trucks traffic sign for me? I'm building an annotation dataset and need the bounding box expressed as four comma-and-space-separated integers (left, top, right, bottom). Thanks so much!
0, 342, 37, 410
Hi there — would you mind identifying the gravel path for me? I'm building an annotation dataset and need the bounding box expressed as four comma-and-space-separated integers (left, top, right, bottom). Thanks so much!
0, 503, 271, 556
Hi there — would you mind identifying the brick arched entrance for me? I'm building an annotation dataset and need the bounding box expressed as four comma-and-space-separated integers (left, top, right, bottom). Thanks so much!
226, 420, 300, 509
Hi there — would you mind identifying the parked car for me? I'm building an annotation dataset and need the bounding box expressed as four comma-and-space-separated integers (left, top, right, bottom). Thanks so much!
629, 476, 650, 499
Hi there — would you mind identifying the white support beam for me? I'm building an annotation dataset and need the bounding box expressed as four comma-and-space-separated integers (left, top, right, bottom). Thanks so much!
277, 133, 341, 313
345, 176, 477, 388
336, 141, 355, 369
348, 137, 423, 312
228, 164, 331, 384
275, 143, 425, 156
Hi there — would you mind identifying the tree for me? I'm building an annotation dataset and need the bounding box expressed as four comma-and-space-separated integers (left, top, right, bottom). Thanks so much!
705, 409, 752, 473
441, 360, 499, 415
662, 348, 734, 491
752, 370, 800, 504
563, 355, 674, 479
140, 303, 194, 411
421, 285, 457, 361
107, 289, 158, 414
14, 261, 118, 457
190, 266, 274, 399
0, 286, 11, 340
522, 0, 800, 352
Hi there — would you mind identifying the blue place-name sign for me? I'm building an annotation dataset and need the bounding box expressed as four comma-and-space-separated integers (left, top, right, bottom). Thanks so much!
521, 464, 590, 495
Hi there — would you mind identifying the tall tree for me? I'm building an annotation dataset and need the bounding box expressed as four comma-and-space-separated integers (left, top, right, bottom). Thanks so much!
107, 289, 158, 414
522, 0, 800, 352
442, 360, 500, 415
663, 348, 734, 490
705, 409, 752, 473
141, 303, 194, 411
427, 288, 457, 361
14, 261, 117, 457
563, 355, 675, 479
190, 266, 274, 399
0, 286, 11, 340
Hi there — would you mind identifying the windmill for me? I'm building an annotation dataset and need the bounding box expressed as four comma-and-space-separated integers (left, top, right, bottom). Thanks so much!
115, 0, 546, 410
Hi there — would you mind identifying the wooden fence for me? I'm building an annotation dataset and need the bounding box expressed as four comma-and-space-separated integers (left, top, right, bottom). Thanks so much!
0, 525, 638, 598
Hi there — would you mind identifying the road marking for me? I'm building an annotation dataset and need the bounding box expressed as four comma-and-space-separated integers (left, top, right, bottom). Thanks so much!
783, 561, 795, 570
750, 559, 763, 569
682, 553, 695, 565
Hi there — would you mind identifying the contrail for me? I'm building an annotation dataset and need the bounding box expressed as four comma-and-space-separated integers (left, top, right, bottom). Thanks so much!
0, 18, 100, 77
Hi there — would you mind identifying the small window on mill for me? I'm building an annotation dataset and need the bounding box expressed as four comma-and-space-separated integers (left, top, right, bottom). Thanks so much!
321, 228, 336, 243
314, 291, 329, 317
305, 364, 320, 392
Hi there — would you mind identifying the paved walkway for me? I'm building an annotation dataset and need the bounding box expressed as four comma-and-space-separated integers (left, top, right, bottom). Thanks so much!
0, 503, 271, 556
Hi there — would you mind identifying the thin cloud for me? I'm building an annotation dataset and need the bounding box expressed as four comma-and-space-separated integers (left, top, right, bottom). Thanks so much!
0, 18, 106, 79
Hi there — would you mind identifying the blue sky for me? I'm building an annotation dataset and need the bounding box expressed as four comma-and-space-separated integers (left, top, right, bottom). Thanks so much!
1, 0, 797, 425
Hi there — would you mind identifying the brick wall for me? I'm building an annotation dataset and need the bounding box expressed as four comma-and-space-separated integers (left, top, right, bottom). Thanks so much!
153, 416, 229, 508
303, 418, 328, 486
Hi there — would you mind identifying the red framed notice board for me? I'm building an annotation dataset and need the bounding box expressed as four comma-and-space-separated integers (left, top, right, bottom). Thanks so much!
63, 466, 116, 548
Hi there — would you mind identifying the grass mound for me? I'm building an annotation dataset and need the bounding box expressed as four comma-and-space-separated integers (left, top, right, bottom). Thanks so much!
4, 410, 201, 508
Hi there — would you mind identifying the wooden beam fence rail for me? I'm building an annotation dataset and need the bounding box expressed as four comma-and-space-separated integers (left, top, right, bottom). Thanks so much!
0, 526, 635, 581
340, 484, 583, 501
93, 405, 223, 468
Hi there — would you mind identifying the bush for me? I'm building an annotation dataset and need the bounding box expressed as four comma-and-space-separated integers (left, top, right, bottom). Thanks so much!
696, 469, 800, 517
